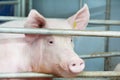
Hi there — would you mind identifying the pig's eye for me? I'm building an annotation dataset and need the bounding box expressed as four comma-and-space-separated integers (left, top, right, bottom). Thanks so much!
49, 41, 54, 44
46, 37, 54, 45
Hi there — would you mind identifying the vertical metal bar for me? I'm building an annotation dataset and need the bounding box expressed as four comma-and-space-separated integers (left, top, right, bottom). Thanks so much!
21, 0, 26, 17
14, 0, 21, 16
80, 0, 83, 8
104, 0, 111, 71
29, 0, 33, 11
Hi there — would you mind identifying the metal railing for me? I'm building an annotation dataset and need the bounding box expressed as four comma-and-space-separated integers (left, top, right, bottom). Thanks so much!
0, 28, 120, 38
0, 71, 119, 78
81, 52, 120, 59
0, 0, 29, 17
1, 16, 120, 25
0, 1, 18, 5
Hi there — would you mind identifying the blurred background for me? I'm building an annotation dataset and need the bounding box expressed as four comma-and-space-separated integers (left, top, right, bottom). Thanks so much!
0, 0, 120, 80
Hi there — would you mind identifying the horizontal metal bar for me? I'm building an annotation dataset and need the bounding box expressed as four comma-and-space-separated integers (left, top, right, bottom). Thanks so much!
0, 16, 120, 25
89, 20, 120, 25
0, 27, 120, 38
0, 73, 53, 78
0, 71, 119, 78
79, 71, 120, 78
0, 1, 18, 5
0, 16, 25, 21
77, 71, 120, 78
81, 52, 120, 59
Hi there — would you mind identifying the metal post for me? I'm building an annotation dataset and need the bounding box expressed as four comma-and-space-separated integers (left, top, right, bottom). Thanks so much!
29, 0, 33, 11
14, 0, 21, 16
104, 0, 111, 71
21, 0, 26, 17
80, 0, 83, 8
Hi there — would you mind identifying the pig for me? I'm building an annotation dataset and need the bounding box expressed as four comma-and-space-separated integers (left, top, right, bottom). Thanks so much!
112, 63, 120, 80
0, 4, 90, 80
114, 63, 120, 71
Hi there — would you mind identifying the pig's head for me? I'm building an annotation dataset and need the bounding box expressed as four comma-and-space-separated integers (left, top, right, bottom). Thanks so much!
24, 4, 90, 77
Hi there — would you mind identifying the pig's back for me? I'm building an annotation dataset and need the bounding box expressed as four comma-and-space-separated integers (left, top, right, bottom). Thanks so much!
0, 20, 25, 39
0, 38, 31, 73
0, 20, 25, 27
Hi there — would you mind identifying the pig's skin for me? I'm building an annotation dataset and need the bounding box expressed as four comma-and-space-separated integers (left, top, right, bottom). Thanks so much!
112, 63, 120, 80
114, 63, 120, 71
0, 4, 90, 80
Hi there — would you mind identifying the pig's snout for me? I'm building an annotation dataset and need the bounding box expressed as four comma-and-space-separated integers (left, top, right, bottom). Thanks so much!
68, 59, 85, 73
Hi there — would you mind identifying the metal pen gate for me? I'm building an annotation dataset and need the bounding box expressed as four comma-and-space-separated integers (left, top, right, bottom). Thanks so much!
0, 0, 32, 16
0, 0, 120, 80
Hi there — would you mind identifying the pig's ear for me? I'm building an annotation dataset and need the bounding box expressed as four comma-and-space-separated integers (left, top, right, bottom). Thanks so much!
24, 9, 46, 42
25, 9, 46, 28
67, 4, 90, 30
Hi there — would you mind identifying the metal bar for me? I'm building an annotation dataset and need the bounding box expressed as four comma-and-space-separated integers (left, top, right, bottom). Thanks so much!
0, 1, 18, 5
81, 52, 120, 59
14, 0, 21, 16
0, 16, 26, 21
21, 0, 26, 17
0, 28, 120, 37
89, 20, 120, 25
0, 73, 53, 78
80, 0, 83, 8
78, 71, 120, 78
0, 16, 120, 25
29, 0, 33, 11
104, 0, 111, 71
0, 71, 119, 78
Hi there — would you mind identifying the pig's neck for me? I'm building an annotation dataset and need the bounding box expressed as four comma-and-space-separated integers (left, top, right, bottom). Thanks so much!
21, 39, 53, 80
27, 41, 53, 80
26, 40, 43, 72
27, 39, 52, 73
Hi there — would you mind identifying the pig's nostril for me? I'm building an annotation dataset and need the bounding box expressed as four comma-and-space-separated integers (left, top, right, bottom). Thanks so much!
72, 62, 83, 66
80, 62, 83, 65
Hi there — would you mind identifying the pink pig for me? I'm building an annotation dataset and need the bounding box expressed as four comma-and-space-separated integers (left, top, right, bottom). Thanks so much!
114, 63, 120, 71
113, 63, 120, 80
0, 4, 89, 80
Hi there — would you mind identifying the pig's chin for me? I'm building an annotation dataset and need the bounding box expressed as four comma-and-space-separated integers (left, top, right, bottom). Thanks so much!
53, 64, 80, 78
55, 68, 79, 78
